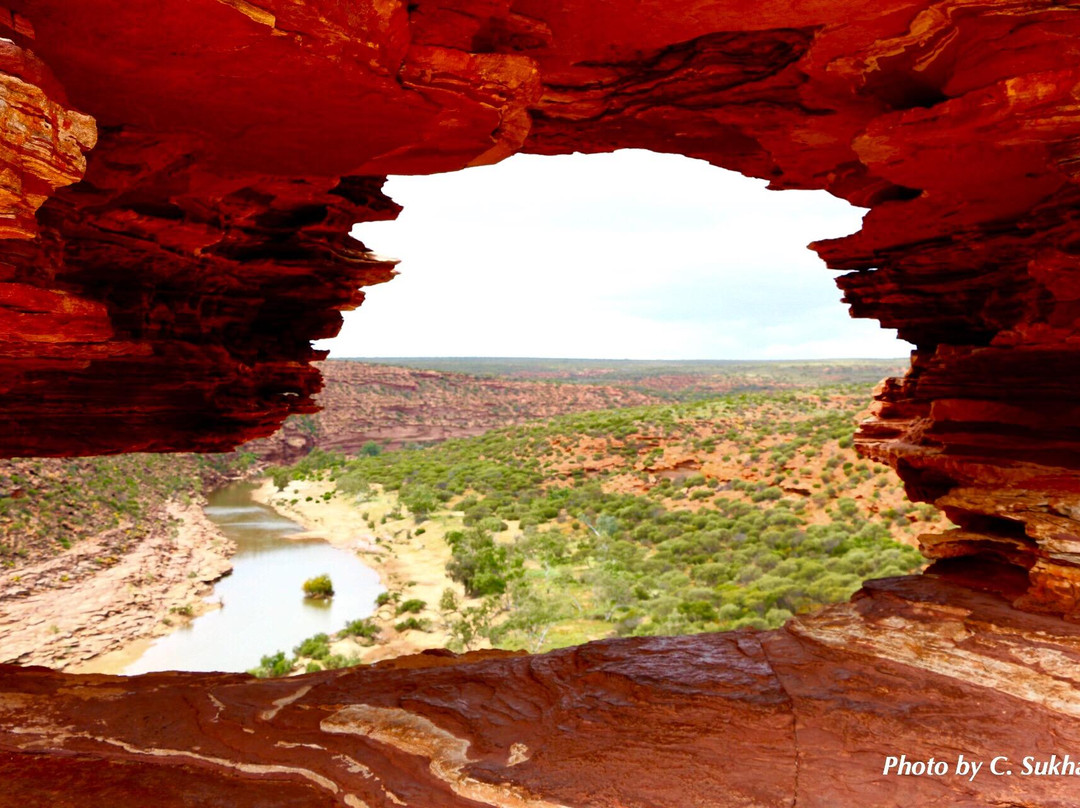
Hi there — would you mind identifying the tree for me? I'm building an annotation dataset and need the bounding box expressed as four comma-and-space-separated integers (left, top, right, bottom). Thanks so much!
499, 580, 572, 654
400, 483, 439, 522
446, 597, 499, 652
269, 467, 290, 492
302, 574, 334, 599
590, 565, 636, 621
446, 528, 517, 596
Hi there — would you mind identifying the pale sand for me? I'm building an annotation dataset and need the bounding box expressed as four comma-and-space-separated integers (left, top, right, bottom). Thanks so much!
251, 478, 486, 664
0, 502, 234, 673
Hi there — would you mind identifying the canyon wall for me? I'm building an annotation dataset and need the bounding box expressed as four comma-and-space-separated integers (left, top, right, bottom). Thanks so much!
3, 1, 1080, 803
3, 0, 1078, 614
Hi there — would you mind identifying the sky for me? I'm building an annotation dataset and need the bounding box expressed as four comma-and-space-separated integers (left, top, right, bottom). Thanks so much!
318, 150, 912, 360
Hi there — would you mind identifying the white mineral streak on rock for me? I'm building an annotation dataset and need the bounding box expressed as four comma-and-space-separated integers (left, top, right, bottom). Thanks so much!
322, 704, 574, 808
790, 603, 1080, 717
259, 683, 313, 721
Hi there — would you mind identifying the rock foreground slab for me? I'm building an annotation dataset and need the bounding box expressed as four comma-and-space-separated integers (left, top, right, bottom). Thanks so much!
3, 574, 1079, 807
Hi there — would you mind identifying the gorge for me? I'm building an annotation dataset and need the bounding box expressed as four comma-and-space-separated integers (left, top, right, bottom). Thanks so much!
3, 0, 1080, 804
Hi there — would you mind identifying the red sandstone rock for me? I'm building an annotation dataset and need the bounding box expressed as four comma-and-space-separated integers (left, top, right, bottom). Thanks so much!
5, 4, 1080, 804
1, 5, 1080, 791
0, 0, 1071, 610
3, 575, 1080, 806
0, 34, 94, 241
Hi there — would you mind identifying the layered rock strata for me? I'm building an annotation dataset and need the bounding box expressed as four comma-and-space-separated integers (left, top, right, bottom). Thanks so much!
2, 4, 1080, 802
1, 2, 1079, 609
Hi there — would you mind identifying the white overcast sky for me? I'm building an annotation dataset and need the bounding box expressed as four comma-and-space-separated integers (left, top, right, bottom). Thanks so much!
318, 150, 912, 360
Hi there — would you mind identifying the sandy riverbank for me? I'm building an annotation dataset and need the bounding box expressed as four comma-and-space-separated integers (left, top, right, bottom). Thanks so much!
0, 501, 235, 672
251, 478, 485, 663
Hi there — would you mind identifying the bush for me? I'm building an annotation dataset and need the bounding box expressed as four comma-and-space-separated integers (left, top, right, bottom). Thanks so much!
395, 617, 431, 633
294, 633, 331, 660
400, 483, 439, 521
323, 653, 361, 669
677, 600, 719, 623
302, 574, 334, 600
396, 598, 426, 615
342, 617, 380, 641
249, 651, 293, 678
750, 486, 784, 502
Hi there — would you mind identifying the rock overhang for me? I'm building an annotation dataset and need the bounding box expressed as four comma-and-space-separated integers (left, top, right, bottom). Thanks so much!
4, 3, 1080, 802
5, 0, 1080, 611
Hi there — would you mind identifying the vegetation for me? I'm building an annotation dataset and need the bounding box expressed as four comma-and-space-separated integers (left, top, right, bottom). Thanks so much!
248, 633, 361, 678
0, 452, 258, 567
302, 574, 334, 600
255, 384, 938, 673
342, 617, 380, 642
395, 598, 426, 615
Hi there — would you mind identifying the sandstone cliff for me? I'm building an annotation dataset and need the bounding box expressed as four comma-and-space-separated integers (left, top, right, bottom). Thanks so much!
3, 1, 1080, 803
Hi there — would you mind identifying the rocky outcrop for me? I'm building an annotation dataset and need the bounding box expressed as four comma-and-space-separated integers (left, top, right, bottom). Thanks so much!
307, 360, 665, 452
0, 0, 1073, 610
4, 2, 1080, 801
4, 574, 1080, 807
0, 502, 234, 669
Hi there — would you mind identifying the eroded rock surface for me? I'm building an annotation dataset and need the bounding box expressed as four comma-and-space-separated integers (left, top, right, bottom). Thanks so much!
0, 0, 1077, 608
3, 575, 1079, 807
0, 502, 233, 669
4, 3, 1080, 802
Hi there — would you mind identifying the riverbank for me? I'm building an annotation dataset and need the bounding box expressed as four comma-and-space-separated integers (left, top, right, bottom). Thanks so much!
251, 478, 485, 664
0, 501, 234, 672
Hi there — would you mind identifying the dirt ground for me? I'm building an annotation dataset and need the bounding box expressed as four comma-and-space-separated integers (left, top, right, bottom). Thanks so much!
2, 502, 234, 672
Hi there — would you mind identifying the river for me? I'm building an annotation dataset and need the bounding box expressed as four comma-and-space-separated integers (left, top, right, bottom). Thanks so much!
121, 482, 383, 674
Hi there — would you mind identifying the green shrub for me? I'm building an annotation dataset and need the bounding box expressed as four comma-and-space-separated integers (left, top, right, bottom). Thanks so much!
750, 486, 784, 502
323, 653, 361, 669
302, 574, 334, 599
400, 483, 439, 521
396, 598, 426, 615
249, 651, 293, 678
294, 633, 331, 661
395, 617, 431, 633
342, 617, 380, 640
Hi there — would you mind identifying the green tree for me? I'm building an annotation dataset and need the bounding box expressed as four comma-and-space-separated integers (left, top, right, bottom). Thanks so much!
302, 574, 334, 599
446, 597, 499, 652
446, 528, 516, 596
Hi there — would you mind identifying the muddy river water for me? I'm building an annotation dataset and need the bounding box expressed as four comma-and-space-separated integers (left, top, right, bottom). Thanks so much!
122, 482, 382, 674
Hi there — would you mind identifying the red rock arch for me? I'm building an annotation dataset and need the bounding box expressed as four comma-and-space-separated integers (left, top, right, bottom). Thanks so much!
5, 0, 1078, 613
4, 4, 1080, 803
